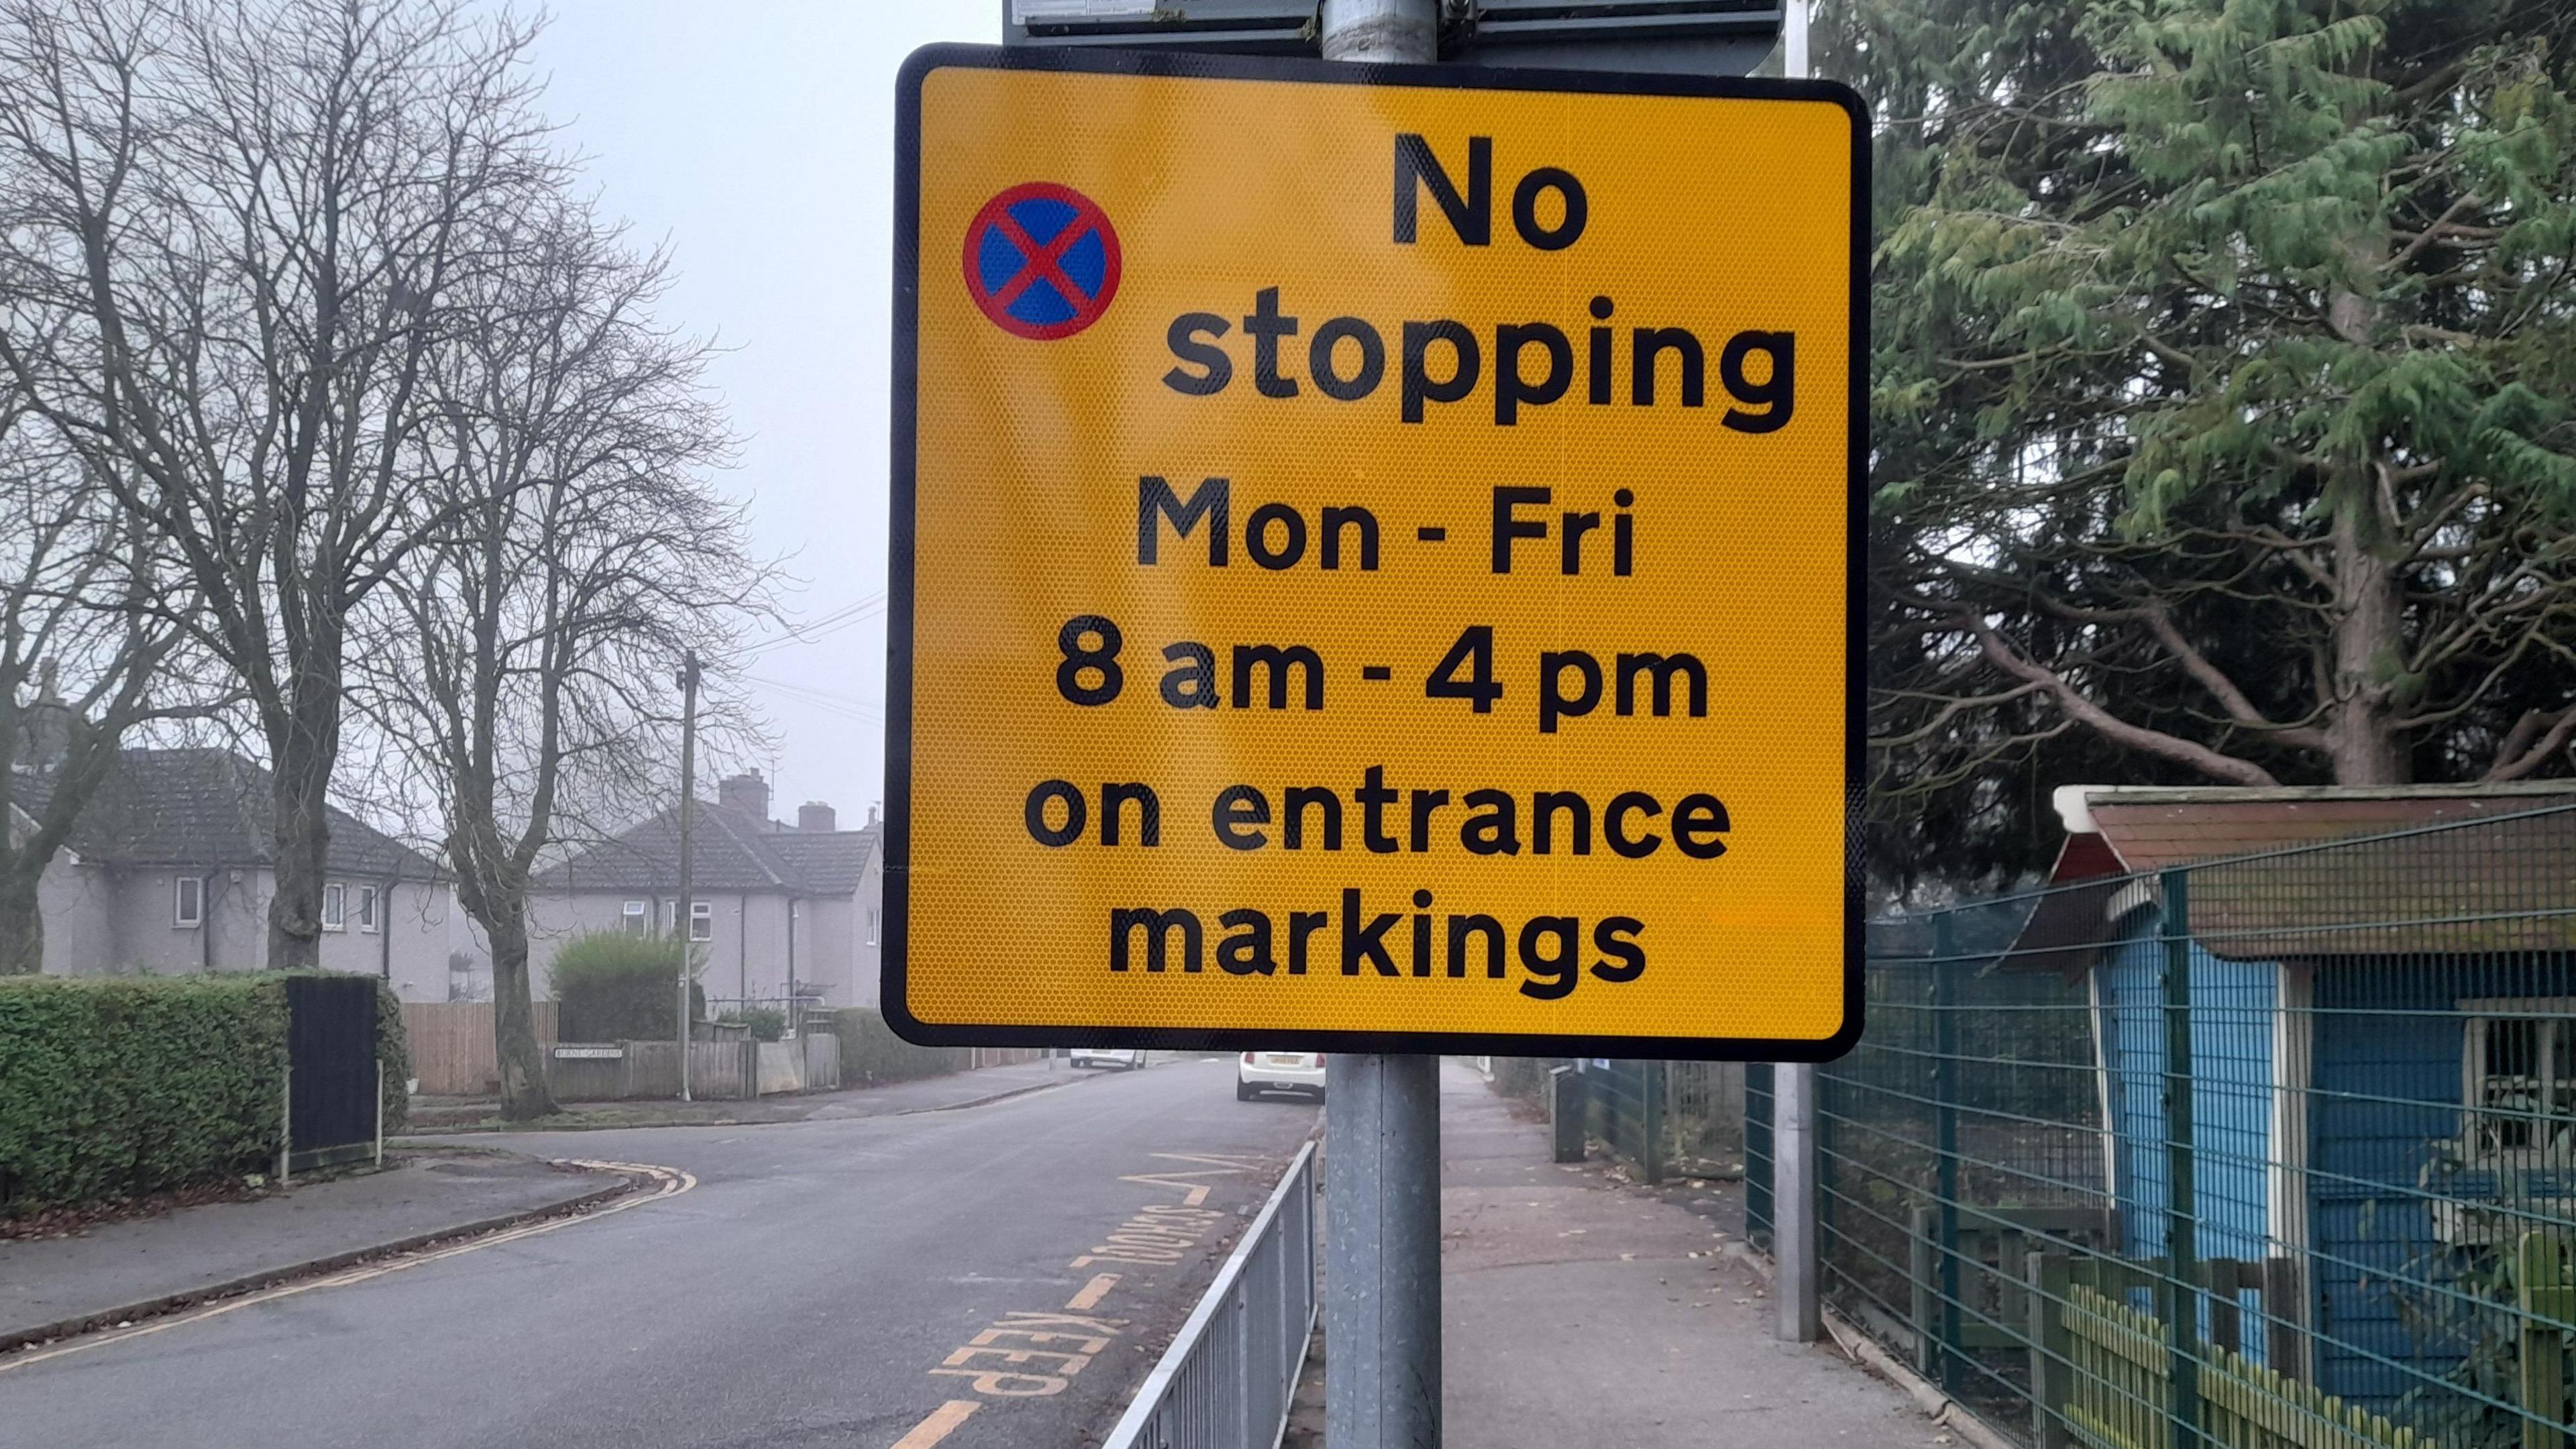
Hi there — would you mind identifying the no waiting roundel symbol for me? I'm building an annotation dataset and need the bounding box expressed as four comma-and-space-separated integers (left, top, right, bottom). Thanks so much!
963, 182, 1122, 340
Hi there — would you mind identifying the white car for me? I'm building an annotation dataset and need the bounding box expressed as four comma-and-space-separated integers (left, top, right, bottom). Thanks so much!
1069, 1046, 1144, 1071
1237, 1051, 1325, 1101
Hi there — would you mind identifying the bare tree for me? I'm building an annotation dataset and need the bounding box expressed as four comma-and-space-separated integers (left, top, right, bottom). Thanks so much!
358, 199, 762, 1119
0, 396, 196, 973
0, 0, 561, 970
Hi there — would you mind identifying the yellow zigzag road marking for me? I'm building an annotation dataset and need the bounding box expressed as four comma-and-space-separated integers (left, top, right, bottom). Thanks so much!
0, 1159, 694, 1375
1121, 1150, 1269, 1205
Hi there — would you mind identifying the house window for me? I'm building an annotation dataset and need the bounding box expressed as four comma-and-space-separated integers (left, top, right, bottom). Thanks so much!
357, 886, 380, 934
174, 875, 203, 928
867, 906, 881, 947
691, 900, 714, 942
661, 900, 678, 936
623, 900, 648, 936
321, 883, 346, 932
2461, 1000, 2576, 1161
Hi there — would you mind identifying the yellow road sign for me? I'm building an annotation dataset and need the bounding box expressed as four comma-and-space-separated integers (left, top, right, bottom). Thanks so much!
890, 46, 1865, 1059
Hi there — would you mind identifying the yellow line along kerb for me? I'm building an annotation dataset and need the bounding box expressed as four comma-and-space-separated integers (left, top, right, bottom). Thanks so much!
0, 1159, 694, 1375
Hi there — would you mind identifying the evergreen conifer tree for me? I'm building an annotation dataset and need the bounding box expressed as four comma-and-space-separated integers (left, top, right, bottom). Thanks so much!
1850, 0, 2576, 881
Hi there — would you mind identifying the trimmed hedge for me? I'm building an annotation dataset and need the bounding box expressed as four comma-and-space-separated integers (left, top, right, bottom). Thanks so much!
718, 1005, 787, 1042
550, 932, 703, 1042
0, 973, 412, 1215
372, 977, 411, 1135
815, 1008, 969, 1085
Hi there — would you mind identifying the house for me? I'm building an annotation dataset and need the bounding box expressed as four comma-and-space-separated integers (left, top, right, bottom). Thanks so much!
11, 745, 457, 999
527, 770, 883, 1012
2005, 782, 2576, 1407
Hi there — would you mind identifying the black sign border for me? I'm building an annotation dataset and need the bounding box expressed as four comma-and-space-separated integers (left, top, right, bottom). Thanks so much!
887, 42, 1868, 1062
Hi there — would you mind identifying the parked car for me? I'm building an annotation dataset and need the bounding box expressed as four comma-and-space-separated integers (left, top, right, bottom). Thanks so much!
1069, 1046, 1144, 1071
1237, 1051, 1325, 1101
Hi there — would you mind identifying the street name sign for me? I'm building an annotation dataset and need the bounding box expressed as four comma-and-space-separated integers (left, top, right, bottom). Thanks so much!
888, 45, 1865, 1059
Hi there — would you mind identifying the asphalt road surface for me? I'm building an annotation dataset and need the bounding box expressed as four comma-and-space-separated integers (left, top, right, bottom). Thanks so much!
1, 1058, 1322, 1449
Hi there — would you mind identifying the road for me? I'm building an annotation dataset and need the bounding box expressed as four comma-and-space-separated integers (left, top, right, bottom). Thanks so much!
1, 1058, 1321, 1449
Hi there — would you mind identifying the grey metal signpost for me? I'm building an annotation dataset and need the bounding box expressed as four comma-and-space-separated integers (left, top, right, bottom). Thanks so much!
1312, 7, 1444, 1437
1318, 0, 1434, 64
1002, 0, 1781, 74
1767, 0, 1825, 1350
1773, 1060, 1821, 1343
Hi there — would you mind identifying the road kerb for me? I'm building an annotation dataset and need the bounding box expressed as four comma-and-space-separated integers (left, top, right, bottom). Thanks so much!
407, 1067, 1097, 1134
1714, 1240, 2021, 1449
0, 1165, 640, 1356
893, 1077, 1077, 1116
404, 1114, 763, 1136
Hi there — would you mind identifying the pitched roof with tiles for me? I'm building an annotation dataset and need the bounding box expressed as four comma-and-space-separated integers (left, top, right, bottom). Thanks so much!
765, 826, 881, 894
539, 802, 878, 898
11, 748, 441, 879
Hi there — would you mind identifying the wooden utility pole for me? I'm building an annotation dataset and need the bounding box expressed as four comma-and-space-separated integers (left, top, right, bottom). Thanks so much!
676, 650, 700, 1102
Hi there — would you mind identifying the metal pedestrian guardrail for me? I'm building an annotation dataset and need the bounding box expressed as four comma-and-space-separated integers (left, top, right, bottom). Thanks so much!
1102, 1138, 1318, 1449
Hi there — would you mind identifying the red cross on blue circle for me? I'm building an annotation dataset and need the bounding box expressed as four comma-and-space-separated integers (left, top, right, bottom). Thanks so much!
963, 182, 1122, 340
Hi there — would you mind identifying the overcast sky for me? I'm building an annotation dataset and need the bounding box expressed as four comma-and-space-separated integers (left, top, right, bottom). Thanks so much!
525, 0, 998, 829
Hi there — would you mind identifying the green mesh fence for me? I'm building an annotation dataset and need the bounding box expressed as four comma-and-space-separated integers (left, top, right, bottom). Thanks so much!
1569, 1059, 1750, 1185
1772, 799, 2576, 1449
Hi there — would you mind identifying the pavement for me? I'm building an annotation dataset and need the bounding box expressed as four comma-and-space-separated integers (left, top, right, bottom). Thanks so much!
407, 1057, 1089, 1131
0, 1149, 627, 1352
1438, 1059, 1951, 1449
0, 1055, 1322, 1449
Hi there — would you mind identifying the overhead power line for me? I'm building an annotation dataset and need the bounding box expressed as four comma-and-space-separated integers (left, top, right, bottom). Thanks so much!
741, 591, 887, 657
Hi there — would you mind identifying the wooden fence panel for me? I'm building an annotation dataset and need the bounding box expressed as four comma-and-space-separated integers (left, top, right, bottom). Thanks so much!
2066, 1283, 2172, 1449
965, 1046, 1044, 1069
2059, 1283, 2438, 1449
400, 1002, 559, 1096
2520, 1233, 2574, 1449
803, 1032, 841, 1092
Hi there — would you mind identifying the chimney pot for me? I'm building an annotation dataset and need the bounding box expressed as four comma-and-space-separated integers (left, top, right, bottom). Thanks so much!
718, 770, 771, 824
798, 802, 837, 834
15, 660, 76, 776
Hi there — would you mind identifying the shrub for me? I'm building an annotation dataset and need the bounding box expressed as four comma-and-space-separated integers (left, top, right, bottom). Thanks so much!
550, 932, 703, 1042
822, 1008, 968, 1085
718, 1006, 787, 1042
372, 977, 411, 1134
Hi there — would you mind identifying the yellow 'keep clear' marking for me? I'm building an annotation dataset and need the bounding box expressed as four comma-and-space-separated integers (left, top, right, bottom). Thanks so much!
1067, 1273, 1119, 1311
